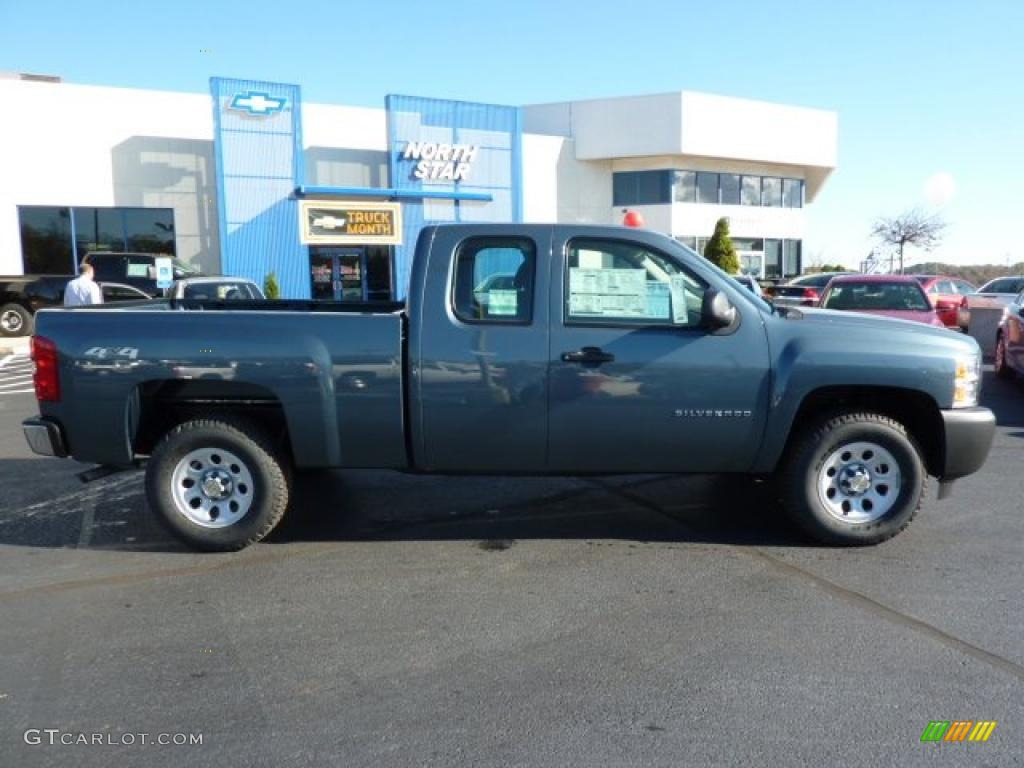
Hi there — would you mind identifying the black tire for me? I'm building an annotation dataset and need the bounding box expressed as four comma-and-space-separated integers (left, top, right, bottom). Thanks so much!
0, 303, 33, 337
994, 333, 1014, 379
780, 412, 926, 546
145, 419, 290, 551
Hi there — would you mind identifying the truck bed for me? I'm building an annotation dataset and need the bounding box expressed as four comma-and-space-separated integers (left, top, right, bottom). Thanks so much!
33, 304, 408, 469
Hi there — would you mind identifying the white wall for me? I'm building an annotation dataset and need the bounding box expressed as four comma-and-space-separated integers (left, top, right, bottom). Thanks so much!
0, 80, 219, 273
524, 91, 838, 201
522, 134, 612, 225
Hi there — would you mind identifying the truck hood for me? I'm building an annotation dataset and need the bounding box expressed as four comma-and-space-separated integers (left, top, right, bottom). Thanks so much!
784, 306, 975, 346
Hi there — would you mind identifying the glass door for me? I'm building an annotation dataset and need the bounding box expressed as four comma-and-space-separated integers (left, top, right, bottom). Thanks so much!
309, 247, 367, 301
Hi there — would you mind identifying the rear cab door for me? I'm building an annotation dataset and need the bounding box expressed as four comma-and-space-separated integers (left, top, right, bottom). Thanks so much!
547, 228, 772, 473
409, 225, 552, 472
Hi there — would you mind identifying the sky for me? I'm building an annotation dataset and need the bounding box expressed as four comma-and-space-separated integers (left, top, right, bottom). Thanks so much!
1, 0, 1022, 269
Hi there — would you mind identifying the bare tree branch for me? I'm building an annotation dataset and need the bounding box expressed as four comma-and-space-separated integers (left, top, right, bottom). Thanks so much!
870, 208, 948, 273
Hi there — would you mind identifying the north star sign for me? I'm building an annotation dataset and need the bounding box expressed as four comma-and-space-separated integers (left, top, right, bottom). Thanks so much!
402, 142, 478, 181
228, 91, 286, 116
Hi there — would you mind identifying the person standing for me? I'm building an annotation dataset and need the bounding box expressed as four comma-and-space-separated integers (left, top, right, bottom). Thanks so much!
63, 260, 103, 306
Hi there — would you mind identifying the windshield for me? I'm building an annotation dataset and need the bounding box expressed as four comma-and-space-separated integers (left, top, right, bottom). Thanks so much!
823, 282, 931, 311
173, 258, 202, 276
672, 238, 775, 313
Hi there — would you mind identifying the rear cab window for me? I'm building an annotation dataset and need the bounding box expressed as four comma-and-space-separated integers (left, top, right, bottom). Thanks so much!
451, 237, 535, 324
564, 238, 707, 328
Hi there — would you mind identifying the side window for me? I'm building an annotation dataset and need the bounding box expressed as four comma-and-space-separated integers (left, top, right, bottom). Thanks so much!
126, 255, 155, 279
565, 238, 707, 328
937, 280, 956, 294
954, 280, 975, 295
89, 255, 121, 280
452, 237, 535, 323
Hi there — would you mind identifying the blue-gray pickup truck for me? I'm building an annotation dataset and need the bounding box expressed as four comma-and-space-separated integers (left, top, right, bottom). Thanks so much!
22, 224, 995, 550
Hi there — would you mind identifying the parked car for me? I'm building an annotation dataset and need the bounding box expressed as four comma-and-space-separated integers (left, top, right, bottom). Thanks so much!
818, 275, 947, 327
976, 275, 1024, 301
994, 290, 1024, 379
86, 252, 203, 297
909, 274, 975, 329
772, 271, 853, 307
732, 275, 764, 298
166, 276, 265, 301
0, 276, 153, 336
23, 224, 993, 551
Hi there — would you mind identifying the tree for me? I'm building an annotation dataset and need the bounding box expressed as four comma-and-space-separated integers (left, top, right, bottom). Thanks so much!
703, 217, 740, 274
871, 208, 947, 274
264, 272, 280, 299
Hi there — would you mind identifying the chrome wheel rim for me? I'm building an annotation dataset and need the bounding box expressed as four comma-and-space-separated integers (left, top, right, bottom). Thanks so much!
170, 447, 255, 528
817, 441, 901, 524
1, 309, 23, 333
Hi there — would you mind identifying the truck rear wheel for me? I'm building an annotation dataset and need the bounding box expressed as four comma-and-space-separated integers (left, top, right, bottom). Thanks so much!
145, 419, 290, 551
780, 412, 926, 545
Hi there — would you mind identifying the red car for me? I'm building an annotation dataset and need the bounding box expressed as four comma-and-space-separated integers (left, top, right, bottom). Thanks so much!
818, 274, 947, 327
908, 274, 975, 329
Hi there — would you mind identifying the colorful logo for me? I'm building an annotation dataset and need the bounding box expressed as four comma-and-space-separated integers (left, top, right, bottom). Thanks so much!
228, 91, 286, 116
921, 721, 997, 742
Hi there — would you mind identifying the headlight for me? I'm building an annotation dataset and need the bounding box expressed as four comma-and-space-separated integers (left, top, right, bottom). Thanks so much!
953, 353, 981, 408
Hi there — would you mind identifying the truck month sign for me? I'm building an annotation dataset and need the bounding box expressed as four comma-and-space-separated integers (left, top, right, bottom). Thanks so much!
299, 201, 403, 245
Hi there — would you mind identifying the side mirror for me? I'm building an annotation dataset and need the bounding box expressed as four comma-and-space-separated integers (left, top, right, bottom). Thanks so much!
702, 288, 737, 330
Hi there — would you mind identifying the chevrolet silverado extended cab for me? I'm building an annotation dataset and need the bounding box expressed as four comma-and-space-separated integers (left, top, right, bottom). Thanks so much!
23, 224, 995, 550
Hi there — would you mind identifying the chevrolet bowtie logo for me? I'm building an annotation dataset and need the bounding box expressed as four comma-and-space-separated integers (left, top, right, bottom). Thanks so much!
228, 91, 286, 116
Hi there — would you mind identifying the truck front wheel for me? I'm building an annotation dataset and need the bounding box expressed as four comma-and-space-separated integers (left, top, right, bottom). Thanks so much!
781, 412, 926, 545
145, 419, 291, 551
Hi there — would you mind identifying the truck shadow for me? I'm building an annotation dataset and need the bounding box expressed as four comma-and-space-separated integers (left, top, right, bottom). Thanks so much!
981, 368, 1024, 429
271, 470, 808, 548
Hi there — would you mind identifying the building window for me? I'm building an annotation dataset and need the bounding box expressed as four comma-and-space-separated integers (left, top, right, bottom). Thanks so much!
696, 172, 719, 204
18, 205, 175, 275
784, 240, 802, 276
676, 236, 698, 251
452, 237, 535, 323
720, 174, 741, 205
762, 177, 783, 207
741, 176, 761, 206
783, 179, 804, 208
673, 171, 696, 203
764, 239, 782, 279
19, 206, 73, 274
612, 171, 672, 206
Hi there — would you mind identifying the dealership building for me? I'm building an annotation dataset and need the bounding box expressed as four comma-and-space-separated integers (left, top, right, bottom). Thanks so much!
0, 73, 837, 299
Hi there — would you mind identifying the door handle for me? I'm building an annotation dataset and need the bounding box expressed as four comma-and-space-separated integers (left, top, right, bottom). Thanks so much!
561, 346, 615, 365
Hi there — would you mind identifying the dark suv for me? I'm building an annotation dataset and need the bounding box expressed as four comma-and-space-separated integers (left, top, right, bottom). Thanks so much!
86, 252, 202, 297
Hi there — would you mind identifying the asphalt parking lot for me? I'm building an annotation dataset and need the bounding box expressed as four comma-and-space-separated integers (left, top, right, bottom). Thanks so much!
1, 367, 1021, 768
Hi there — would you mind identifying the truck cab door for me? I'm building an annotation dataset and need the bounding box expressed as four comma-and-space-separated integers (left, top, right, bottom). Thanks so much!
411, 226, 551, 472
547, 233, 771, 473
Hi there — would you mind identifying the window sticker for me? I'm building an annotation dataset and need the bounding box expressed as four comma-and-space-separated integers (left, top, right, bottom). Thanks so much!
488, 289, 518, 316
645, 281, 671, 319
669, 275, 700, 325
126, 264, 150, 278
569, 268, 648, 318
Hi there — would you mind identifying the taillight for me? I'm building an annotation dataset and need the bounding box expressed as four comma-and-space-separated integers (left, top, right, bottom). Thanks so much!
31, 335, 60, 402
802, 288, 820, 300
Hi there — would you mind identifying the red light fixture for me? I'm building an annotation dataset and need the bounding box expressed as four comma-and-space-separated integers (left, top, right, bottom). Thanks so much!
622, 210, 645, 228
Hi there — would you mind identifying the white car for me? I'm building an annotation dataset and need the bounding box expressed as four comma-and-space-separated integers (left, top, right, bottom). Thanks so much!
732, 275, 764, 298
166, 277, 266, 301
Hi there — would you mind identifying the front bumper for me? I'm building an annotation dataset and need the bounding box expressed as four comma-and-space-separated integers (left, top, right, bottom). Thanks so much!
940, 407, 995, 480
22, 417, 68, 458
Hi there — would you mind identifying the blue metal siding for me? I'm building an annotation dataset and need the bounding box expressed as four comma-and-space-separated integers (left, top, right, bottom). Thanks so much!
386, 95, 522, 299
210, 77, 309, 298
